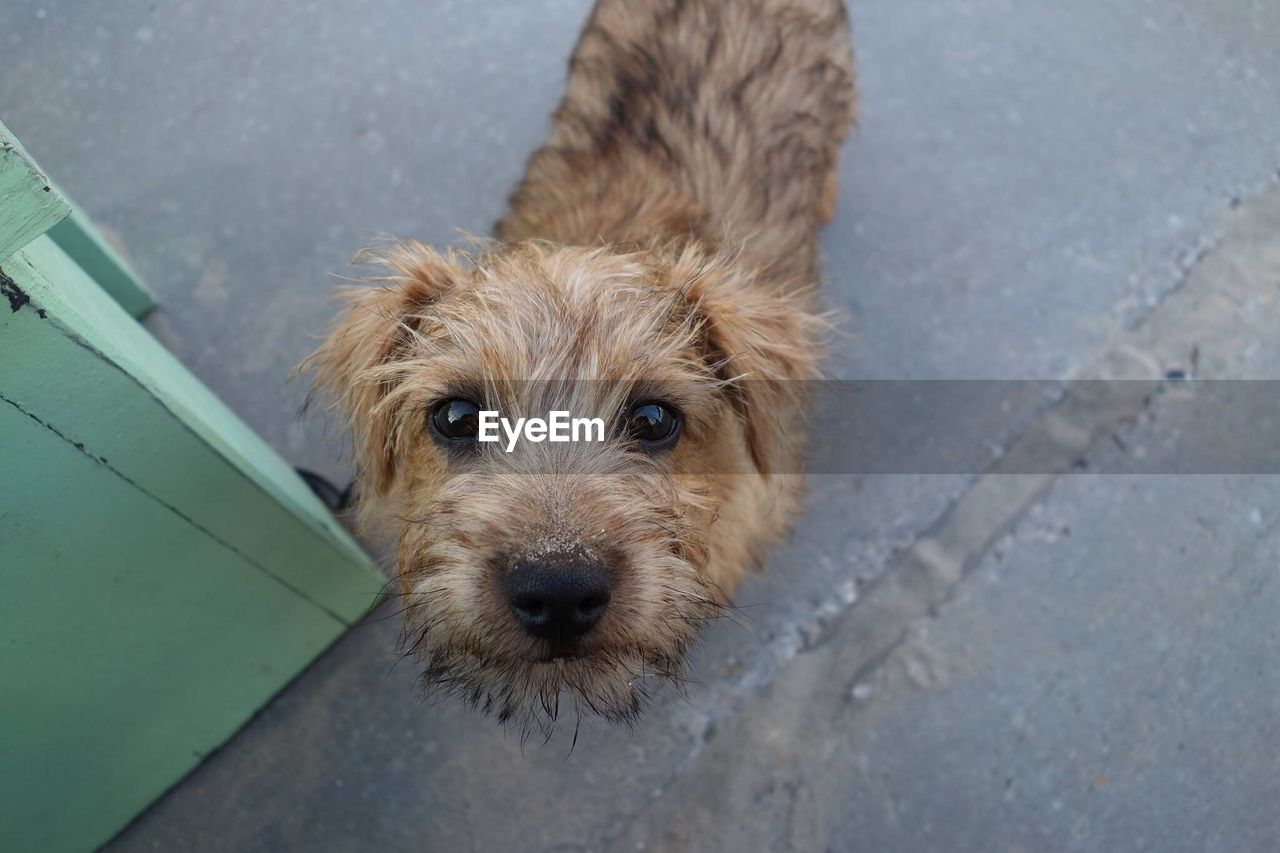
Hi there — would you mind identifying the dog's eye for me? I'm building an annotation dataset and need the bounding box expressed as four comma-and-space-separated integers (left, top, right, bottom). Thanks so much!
626, 401, 680, 449
430, 398, 482, 441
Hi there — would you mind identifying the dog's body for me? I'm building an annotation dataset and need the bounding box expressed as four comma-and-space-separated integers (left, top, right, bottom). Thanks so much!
312, 0, 855, 729
499, 0, 855, 285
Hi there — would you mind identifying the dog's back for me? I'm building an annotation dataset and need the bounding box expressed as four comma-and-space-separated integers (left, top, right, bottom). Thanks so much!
498, 0, 856, 285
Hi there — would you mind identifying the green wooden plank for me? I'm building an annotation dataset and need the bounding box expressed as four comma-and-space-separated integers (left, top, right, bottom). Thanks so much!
0, 402, 349, 853
17, 234, 374, 576
47, 201, 156, 319
0, 122, 382, 850
1, 238, 382, 620
0, 119, 70, 264
1, 119, 154, 316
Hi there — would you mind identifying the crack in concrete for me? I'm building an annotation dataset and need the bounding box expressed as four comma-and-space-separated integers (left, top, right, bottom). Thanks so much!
604, 177, 1280, 842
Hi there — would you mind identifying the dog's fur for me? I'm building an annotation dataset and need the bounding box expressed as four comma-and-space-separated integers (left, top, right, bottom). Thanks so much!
310, 0, 855, 730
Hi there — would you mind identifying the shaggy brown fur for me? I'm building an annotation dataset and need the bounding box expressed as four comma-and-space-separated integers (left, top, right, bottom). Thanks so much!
309, 0, 855, 731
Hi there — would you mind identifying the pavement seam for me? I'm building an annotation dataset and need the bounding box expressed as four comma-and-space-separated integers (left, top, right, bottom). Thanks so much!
774, 166, 1280, 694
667, 165, 1280, 747
816, 175, 1280, 698
605, 178, 1280, 844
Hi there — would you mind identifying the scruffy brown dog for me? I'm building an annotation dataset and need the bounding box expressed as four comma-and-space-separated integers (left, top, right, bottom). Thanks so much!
310, 0, 855, 730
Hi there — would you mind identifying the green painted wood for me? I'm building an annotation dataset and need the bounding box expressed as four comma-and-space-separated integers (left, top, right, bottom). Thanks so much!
0, 240, 384, 851
0, 119, 70, 264
2, 237, 381, 620
0, 401, 350, 853
2, 118, 153, 317
47, 201, 156, 319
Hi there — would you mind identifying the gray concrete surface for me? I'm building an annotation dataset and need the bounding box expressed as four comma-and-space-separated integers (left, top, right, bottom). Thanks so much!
1, 0, 1278, 850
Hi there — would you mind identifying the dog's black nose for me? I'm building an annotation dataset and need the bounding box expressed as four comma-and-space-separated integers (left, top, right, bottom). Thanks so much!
505, 555, 611, 643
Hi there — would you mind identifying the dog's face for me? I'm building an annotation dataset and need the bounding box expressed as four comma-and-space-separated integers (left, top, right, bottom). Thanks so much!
311, 241, 819, 731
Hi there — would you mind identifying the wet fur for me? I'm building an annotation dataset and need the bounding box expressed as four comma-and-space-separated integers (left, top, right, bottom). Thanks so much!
309, 0, 855, 733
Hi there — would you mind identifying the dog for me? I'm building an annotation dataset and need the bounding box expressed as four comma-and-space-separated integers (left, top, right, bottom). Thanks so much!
309, 0, 856, 731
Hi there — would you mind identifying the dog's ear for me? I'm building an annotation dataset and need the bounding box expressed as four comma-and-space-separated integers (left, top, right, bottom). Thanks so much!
308, 242, 462, 498
666, 249, 826, 476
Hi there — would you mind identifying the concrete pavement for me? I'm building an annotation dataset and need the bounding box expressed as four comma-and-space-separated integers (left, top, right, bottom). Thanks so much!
1, 0, 1277, 849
